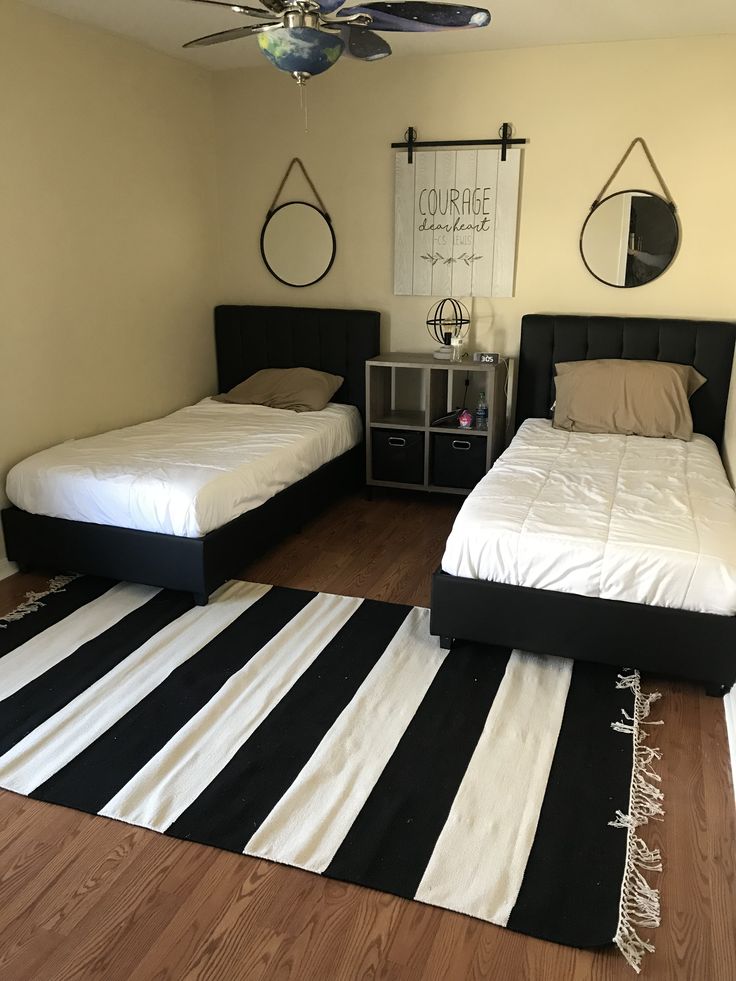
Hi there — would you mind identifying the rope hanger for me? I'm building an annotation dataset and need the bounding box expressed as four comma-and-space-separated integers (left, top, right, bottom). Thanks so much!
268, 158, 330, 220
591, 137, 676, 211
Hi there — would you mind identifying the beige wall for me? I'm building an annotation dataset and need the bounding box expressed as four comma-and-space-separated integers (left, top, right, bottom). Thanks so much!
0, 0, 220, 555
212, 35, 736, 476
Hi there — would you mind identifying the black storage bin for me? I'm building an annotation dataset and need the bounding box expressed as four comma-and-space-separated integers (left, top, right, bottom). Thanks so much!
372, 429, 424, 484
431, 433, 487, 489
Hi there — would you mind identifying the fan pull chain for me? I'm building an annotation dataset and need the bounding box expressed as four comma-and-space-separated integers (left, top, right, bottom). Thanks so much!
297, 81, 309, 133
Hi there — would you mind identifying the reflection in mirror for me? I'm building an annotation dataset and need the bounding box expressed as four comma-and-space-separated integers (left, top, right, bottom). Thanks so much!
580, 190, 679, 288
261, 201, 336, 288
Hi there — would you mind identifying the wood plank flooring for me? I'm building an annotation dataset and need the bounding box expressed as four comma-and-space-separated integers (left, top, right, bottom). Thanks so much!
0, 490, 734, 980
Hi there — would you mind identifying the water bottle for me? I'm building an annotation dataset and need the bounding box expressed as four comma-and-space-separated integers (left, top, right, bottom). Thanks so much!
476, 391, 488, 431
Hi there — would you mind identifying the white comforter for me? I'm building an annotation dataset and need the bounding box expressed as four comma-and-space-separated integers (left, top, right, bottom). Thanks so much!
6, 399, 362, 538
442, 418, 736, 616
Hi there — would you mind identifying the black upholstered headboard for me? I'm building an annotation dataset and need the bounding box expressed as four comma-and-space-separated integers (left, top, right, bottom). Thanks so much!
515, 314, 736, 448
215, 305, 381, 419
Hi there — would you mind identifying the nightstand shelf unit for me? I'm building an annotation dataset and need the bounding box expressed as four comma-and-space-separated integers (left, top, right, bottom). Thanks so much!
366, 352, 508, 496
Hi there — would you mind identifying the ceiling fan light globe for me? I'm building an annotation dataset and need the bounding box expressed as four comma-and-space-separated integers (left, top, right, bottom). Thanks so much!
257, 26, 344, 75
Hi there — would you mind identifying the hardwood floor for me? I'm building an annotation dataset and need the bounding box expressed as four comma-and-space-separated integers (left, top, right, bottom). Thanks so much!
0, 490, 734, 980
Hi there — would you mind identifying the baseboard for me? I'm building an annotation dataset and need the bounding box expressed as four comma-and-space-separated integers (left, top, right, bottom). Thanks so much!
725, 690, 736, 804
0, 558, 18, 581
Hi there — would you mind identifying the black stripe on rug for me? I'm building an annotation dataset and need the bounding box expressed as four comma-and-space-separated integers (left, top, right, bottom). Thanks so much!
166, 598, 411, 851
30, 586, 314, 812
324, 639, 511, 897
0, 589, 193, 758
0, 576, 115, 658
505, 659, 631, 947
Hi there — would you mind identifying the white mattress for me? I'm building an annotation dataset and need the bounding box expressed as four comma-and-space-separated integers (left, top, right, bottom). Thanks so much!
6, 399, 362, 538
442, 418, 736, 616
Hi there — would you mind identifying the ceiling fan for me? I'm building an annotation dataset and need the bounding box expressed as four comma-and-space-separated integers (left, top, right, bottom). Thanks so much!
181, 0, 491, 86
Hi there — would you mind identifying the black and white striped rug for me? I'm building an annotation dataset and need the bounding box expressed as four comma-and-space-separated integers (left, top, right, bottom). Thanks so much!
0, 576, 664, 971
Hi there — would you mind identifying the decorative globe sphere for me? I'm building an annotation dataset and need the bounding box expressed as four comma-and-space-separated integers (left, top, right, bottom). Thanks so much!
258, 28, 345, 77
426, 297, 471, 347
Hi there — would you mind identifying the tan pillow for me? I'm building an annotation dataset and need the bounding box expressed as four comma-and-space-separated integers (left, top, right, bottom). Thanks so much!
552, 359, 706, 441
214, 367, 343, 412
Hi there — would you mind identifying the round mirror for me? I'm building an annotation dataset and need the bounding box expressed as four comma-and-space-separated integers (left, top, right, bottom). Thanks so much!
580, 190, 679, 288
260, 201, 336, 288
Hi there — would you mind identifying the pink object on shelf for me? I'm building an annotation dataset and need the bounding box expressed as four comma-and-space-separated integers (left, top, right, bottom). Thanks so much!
458, 409, 474, 429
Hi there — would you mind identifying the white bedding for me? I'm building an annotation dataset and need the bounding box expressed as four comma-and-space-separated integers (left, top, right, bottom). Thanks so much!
6, 399, 362, 538
442, 418, 736, 616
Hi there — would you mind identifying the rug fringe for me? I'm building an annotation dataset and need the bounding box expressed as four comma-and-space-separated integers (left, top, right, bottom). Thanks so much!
610, 669, 664, 973
0, 575, 78, 628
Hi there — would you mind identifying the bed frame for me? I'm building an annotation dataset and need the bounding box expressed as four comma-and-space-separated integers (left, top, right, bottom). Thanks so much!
2, 305, 380, 604
430, 314, 736, 696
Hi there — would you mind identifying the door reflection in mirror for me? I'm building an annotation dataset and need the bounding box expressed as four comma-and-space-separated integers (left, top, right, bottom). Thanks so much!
580, 190, 679, 288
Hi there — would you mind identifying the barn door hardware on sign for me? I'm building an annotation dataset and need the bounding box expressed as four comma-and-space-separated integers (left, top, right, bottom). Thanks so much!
391, 122, 527, 164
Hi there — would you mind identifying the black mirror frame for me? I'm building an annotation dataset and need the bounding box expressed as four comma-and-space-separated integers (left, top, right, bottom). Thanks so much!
579, 188, 680, 289
260, 200, 337, 289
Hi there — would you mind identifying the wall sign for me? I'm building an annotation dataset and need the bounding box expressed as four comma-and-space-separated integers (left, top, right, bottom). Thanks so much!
393, 148, 521, 297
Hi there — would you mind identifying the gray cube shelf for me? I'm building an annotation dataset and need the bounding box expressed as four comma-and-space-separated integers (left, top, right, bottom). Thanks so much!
366, 352, 509, 496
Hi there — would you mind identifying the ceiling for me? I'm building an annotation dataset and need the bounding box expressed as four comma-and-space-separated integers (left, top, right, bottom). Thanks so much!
22, 0, 736, 71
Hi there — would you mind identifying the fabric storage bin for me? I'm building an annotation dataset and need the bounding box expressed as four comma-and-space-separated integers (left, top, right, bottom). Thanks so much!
371, 429, 424, 484
431, 433, 487, 489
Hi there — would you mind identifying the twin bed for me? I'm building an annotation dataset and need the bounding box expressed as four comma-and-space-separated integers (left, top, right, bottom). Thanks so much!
3, 309, 735, 695
432, 315, 736, 696
2, 305, 380, 604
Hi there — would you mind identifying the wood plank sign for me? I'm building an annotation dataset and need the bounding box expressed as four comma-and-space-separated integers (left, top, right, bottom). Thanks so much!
393, 148, 521, 297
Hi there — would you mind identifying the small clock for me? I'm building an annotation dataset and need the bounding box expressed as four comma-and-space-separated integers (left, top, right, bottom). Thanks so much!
472, 352, 500, 365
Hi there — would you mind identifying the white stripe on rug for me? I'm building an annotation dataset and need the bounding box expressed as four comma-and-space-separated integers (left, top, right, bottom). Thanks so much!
415, 650, 573, 924
245, 607, 448, 873
0, 581, 270, 794
0, 583, 158, 699
102, 592, 364, 830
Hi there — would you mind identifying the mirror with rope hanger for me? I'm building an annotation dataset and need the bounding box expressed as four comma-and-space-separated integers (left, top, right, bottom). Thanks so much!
580, 138, 680, 289
260, 159, 336, 287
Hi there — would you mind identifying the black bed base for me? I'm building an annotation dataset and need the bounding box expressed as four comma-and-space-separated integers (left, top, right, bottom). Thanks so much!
430, 569, 736, 696
2, 446, 363, 605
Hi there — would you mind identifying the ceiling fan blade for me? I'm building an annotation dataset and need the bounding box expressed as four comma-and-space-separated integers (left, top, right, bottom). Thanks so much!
183, 23, 277, 47
315, 0, 349, 12
182, 0, 279, 19
338, 2, 491, 32
251, 0, 289, 12
337, 25, 391, 60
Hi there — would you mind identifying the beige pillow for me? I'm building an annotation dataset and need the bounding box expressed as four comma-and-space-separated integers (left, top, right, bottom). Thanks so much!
214, 367, 343, 412
552, 359, 706, 441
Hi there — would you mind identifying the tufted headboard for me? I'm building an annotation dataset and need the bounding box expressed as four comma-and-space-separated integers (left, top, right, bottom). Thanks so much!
515, 314, 736, 449
215, 305, 381, 420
